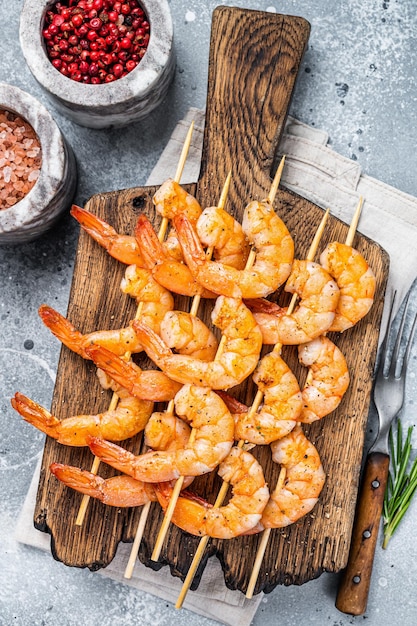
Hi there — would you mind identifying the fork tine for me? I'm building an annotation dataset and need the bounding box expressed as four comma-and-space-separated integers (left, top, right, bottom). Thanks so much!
401, 310, 417, 374
389, 291, 410, 378
378, 290, 397, 373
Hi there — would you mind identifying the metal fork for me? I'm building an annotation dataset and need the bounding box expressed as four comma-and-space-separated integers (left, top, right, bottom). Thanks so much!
336, 290, 417, 616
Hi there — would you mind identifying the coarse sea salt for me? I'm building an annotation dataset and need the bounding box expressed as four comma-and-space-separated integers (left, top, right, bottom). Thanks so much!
0, 109, 42, 209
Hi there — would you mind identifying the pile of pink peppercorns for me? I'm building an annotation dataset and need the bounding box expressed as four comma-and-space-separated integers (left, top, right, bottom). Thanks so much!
42, 0, 150, 84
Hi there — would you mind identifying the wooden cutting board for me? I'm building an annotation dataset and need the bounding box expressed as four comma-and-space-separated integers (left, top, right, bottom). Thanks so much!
33, 7, 389, 596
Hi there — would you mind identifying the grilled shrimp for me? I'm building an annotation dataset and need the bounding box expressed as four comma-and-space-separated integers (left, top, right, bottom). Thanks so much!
155, 446, 270, 538
132, 296, 263, 390
50, 467, 157, 508
260, 425, 326, 528
153, 178, 203, 261
159, 311, 219, 361
234, 349, 303, 445
134, 214, 216, 298
85, 344, 182, 401
88, 384, 235, 481
196, 205, 250, 269
320, 242, 376, 332
39, 305, 218, 363
50, 411, 193, 507
11, 387, 153, 447
120, 264, 174, 321
248, 260, 340, 345
174, 198, 294, 299
298, 335, 350, 423
70, 204, 144, 266
39, 304, 144, 359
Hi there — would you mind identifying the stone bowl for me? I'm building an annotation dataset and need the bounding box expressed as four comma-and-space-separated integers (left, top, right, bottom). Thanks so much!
19, 0, 175, 129
0, 83, 77, 245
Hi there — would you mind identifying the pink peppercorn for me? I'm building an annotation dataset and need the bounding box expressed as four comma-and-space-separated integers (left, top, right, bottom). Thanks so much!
42, 0, 150, 84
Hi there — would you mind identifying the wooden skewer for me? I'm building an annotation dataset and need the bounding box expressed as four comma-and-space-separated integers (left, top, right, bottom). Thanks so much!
76, 122, 195, 528
149, 171, 232, 563
175, 157, 289, 609
245, 196, 363, 599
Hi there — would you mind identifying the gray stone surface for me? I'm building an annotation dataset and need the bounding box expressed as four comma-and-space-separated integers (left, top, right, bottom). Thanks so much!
1, 1, 417, 625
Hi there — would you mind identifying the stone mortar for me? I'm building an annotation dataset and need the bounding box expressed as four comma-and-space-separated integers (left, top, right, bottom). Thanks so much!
0, 82, 77, 244
19, 0, 176, 129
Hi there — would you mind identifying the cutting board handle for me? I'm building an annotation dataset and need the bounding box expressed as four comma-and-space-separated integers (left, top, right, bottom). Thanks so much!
197, 7, 310, 213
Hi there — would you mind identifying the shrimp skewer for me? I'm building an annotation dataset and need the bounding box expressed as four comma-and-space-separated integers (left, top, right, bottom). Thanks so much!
175, 157, 291, 608
75, 122, 195, 526
39, 304, 218, 362
87, 384, 235, 481
246, 260, 340, 345
11, 387, 153, 447
154, 446, 269, 538
132, 294, 262, 390
49, 411, 194, 507
260, 425, 326, 528
245, 200, 363, 598
147, 174, 234, 564
174, 195, 294, 299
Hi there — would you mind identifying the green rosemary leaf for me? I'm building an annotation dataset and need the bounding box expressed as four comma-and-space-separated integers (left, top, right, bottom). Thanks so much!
383, 420, 417, 549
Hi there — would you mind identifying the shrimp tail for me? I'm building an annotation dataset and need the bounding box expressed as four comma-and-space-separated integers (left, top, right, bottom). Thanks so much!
244, 298, 286, 316
50, 463, 156, 507
174, 214, 241, 298
70, 204, 143, 266
87, 436, 137, 476
131, 320, 173, 362
38, 304, 88, 358
84, 344, 181, 401
11, 392, 59, 439
216, 391, 249, 415
134, 214, 165, 269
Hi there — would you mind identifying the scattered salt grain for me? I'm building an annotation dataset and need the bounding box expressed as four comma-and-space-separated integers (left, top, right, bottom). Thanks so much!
0, 109, 42, 209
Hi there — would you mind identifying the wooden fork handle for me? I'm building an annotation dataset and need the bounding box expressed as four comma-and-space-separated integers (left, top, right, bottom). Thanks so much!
336, 451, 390, 615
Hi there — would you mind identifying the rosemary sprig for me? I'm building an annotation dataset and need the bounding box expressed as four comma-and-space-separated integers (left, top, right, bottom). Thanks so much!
382, 419, 417, 548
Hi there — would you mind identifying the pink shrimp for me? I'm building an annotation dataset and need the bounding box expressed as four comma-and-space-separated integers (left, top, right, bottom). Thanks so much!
153, 178, 203, 261
174, 199, 294, 299
70, 204, 144, 266
298, 335, 350, 423
11, 388, 153, 447
39, 304, 144, 359
87, 384, 235, 482
89, 385, 234, 483
320, 241, 376, 332
260, 425, 326, 528
154, 446, 269, 538
131, 296, 263, 390
49, 411, 194, 507
234, 348, 303, 445
134, 214, 216, 298
85, 344, 182, 402
247, 260, 340, 345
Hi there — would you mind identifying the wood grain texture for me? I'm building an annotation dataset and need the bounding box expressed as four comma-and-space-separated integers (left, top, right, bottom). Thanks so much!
335, 452, 390, 615
33, 7, 390, 595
